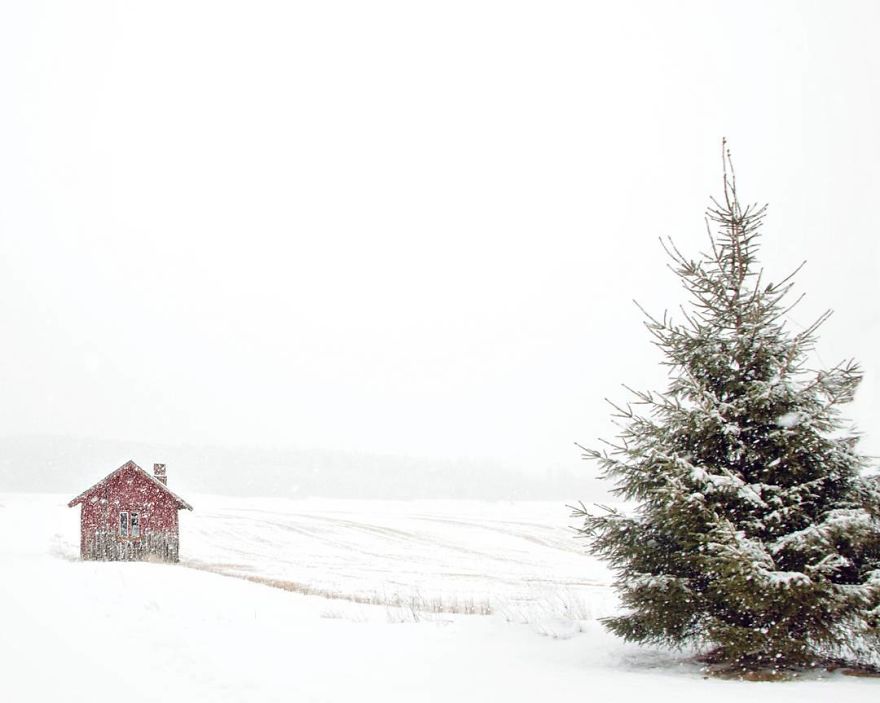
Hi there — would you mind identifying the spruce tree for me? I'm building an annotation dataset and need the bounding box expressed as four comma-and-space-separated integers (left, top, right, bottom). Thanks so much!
574, 145, 880, 671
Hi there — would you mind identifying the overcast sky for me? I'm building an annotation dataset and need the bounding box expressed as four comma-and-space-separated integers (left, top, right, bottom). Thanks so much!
1, 1, 878, 475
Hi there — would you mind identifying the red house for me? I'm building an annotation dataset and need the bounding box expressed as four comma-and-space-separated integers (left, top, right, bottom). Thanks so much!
68, 460, 193, 562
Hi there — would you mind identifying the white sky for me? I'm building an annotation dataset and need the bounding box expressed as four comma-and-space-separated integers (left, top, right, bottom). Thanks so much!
1, 1, 878, 474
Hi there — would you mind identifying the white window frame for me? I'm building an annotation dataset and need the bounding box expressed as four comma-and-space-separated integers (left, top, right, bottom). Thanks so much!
118, 510, 141, 539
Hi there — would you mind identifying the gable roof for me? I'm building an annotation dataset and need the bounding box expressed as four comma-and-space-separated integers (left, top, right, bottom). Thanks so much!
68, 460, 194, 511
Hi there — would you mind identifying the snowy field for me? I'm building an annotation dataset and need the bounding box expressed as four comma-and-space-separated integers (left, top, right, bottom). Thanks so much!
183, 496, 613, 617
1, 493, 877, 702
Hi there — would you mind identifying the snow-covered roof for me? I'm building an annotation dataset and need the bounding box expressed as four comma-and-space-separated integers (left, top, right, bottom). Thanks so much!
67, 460, 194, 511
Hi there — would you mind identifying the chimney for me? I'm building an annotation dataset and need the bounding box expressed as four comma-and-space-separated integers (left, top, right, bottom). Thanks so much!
153, 463, 167, 486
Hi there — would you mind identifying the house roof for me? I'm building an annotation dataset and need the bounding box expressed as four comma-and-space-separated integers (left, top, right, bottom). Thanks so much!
67, 460, 194, 511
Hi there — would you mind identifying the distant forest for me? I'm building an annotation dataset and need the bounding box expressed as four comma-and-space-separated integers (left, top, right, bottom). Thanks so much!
0, 435, 607, 501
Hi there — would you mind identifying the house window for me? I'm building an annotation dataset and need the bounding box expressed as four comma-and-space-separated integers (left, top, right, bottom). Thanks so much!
119, 511, 140, 538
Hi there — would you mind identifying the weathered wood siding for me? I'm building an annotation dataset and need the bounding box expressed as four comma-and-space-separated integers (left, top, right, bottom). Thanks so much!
82, 529, 180, 562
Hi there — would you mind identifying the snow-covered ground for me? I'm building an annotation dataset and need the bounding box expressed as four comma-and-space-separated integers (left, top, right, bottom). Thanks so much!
183, 496, 613, 617
1, 493, 876, 702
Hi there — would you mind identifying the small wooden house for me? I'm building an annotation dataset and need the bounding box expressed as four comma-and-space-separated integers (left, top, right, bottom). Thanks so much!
68, 460, 193, 562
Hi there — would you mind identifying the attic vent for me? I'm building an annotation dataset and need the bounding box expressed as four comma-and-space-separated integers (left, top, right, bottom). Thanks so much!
153, 463, 167, 486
